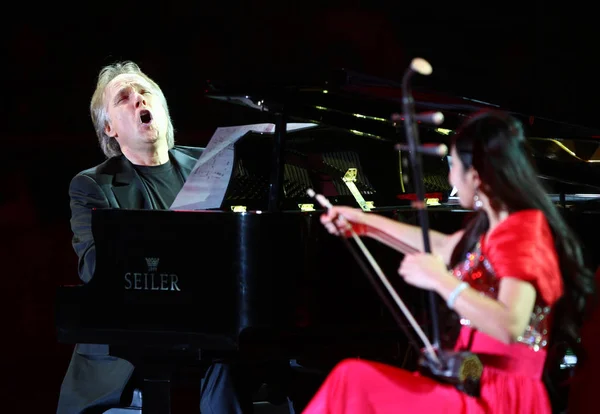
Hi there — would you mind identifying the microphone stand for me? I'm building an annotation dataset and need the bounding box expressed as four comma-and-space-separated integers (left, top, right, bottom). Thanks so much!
400, 58, 442, 357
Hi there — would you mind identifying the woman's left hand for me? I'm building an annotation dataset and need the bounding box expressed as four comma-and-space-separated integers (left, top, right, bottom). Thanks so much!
398, 253, 454, 291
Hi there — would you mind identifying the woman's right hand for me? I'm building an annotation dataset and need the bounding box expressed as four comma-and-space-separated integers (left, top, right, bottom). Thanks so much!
320, 206, 369, 237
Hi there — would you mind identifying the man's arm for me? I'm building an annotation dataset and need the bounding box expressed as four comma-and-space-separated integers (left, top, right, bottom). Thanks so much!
69, 174, 110, 283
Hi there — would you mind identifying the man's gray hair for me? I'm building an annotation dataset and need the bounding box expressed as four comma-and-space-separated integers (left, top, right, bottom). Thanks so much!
90, 61, 175, 158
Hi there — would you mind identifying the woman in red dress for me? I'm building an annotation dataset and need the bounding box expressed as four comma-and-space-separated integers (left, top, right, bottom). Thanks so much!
303, 109, 596, 413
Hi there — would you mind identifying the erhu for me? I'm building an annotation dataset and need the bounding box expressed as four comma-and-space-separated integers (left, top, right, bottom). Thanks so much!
306, 58, 482, 397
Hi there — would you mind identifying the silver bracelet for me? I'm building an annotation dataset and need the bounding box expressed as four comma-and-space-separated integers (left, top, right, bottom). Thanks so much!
447, 281, 469, 309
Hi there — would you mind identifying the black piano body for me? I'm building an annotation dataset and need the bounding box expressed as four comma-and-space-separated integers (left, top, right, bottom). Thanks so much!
55, 68, 600, 413
55, 209, 437, 414
56, 208, 424, 354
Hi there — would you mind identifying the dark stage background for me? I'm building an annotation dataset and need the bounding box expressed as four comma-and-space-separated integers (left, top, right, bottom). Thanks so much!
3, 2, 600, 411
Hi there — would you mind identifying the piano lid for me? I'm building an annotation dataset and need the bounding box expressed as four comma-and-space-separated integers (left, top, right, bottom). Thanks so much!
205, 68, 600, 141
204, 68, 600, 197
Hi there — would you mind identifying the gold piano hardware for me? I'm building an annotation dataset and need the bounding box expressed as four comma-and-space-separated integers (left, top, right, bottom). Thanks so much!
298, 203, 315, 212
529, 138, 600, 163
312, 105, 388, 124
411, 198, 440, 209
230, 205, 247, 213
343, 168, 358, 182
435, 128, 452, 136
342, 168, 374, 212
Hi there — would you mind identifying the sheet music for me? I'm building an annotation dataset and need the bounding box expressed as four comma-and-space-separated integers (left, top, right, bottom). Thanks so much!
170, 122, 317, 211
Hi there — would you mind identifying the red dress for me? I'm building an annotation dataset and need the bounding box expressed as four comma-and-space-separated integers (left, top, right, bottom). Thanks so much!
302, 210, 563, 414
567, 266, 600, 413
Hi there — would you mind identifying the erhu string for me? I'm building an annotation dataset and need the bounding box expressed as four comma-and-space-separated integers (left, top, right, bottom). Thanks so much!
324, 207, 420, 256
370, 231, 420, 256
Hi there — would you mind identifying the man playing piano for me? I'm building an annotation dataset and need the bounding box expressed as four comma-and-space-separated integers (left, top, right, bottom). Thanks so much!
56, 61, 250, 413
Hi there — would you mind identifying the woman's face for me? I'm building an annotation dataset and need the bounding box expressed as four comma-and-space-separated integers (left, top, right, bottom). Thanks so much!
448, 146, 479, 209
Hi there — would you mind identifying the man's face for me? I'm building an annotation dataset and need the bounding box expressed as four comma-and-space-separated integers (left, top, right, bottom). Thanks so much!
103, 73, 169, 153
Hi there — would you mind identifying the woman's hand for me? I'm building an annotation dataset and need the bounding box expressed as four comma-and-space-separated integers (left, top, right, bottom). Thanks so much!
320, 206, 368, 237
398, 252, 454, 291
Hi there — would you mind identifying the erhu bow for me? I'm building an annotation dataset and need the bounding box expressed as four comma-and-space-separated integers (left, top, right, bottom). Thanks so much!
307, 188, 440, 365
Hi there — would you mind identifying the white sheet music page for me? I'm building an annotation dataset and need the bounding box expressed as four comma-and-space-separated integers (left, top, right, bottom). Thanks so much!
170, 122, 317, 211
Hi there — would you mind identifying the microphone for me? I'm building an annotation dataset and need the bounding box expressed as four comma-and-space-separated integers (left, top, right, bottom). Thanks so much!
394, 142, 448, 157
391, 111, 445, 126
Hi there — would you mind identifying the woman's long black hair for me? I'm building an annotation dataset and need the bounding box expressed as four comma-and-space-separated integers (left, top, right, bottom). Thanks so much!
449, 109, 596, 366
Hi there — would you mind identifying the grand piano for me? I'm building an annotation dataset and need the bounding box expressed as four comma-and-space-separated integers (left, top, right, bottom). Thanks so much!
55, 69, 600, 413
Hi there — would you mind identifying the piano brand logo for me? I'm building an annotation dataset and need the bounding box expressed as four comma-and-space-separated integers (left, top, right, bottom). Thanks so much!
124, 256, 181, 292
145, 257, 160, 272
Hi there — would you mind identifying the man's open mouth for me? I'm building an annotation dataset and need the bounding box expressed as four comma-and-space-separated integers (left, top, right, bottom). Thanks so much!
139, 109, 153, 124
